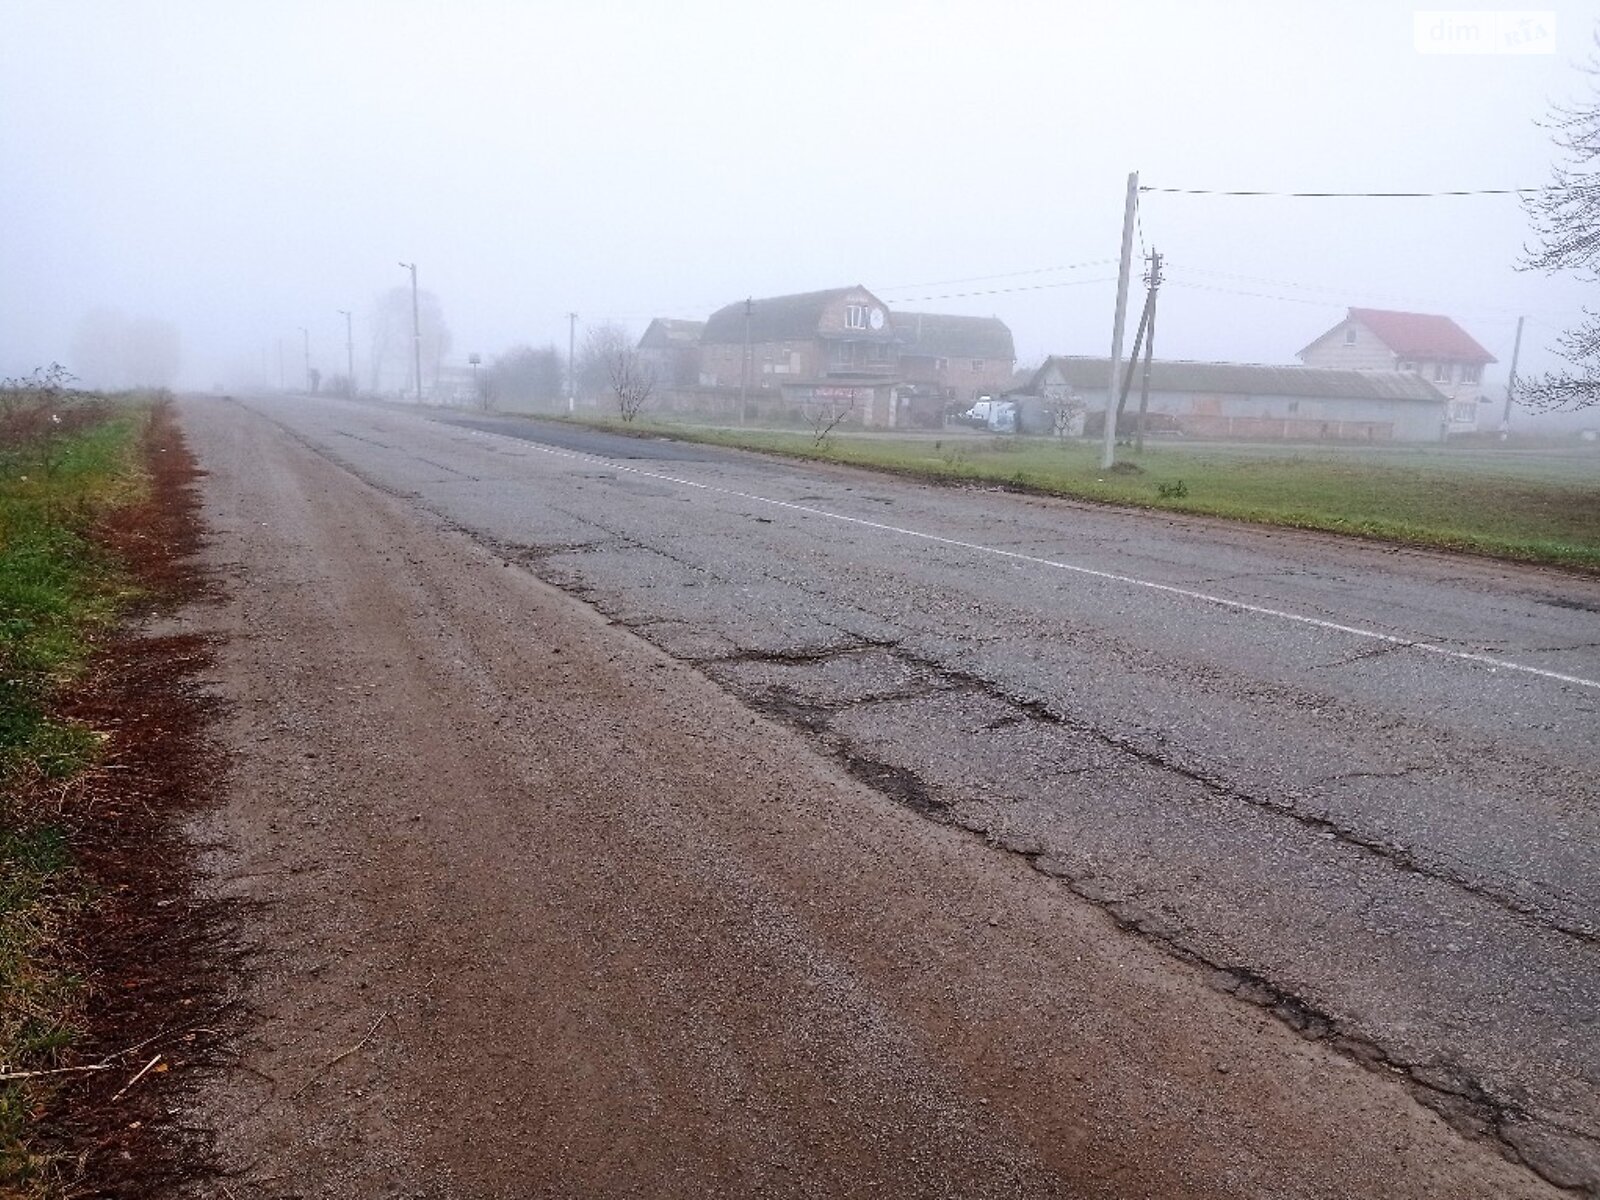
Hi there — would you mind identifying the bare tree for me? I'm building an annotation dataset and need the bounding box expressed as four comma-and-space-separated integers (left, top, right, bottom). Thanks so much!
804, 393, 855, 447
574, 322, 631, 400
606, 344, 657, 422
1520, 36, 1600, 408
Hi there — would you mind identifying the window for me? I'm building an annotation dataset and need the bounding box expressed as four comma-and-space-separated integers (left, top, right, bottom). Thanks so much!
845, 304, 867, 330
832, 340, 853, 365
1344, 327, 1358, 345
1433, 362, 1451, 382
1398, 360, 1416, 373
1288, 400, 1300, 413
1461, 363, 1482, 384
971, 359, 984, 372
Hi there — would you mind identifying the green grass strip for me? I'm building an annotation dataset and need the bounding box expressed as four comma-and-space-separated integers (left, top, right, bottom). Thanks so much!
0, 405, 146, 1195
549, 415, 1600, 572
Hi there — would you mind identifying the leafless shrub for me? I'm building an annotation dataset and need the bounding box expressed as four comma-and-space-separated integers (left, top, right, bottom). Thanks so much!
606, 347, 657, 422
804, 395, 854, 447
0, 363, 98, 473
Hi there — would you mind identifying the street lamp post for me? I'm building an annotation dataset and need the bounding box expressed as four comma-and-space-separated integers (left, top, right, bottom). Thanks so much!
299, 326, 311, 392
337, 309, 354, 397
567, 312, 577, 413
399, 261, 422, 403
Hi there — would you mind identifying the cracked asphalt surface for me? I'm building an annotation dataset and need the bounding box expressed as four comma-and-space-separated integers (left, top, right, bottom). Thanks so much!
187, 393, 1599, 1196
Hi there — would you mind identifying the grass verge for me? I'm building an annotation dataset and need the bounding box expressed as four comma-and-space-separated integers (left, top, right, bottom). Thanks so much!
1, 399, 148, 1193
550, 415, 1600, 572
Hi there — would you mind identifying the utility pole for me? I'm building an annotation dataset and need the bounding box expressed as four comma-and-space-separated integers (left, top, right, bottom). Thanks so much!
740, 297, 753, 427
1501, 315, 1525, 440
567, 312, 578, 413
1136, 249, 1162, 453
399, 261, 422, 403
337, 309, 354, 397
1100, 171, 1140, 470
277, 338, 284, 391
299, 326, 311, 392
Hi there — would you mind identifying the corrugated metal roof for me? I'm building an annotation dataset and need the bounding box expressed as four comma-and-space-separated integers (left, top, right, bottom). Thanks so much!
895, 312, 1016, 360
1030, 356, 1447, 402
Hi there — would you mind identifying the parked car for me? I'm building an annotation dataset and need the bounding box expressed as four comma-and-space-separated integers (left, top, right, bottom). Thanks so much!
957, 396, 998, 427
956, 397, 1016, 432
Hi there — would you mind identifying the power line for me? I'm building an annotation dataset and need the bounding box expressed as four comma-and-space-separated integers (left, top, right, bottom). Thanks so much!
1164, 279, 1341, 307
876, 259, 1115, 292
886, 276, 1118, 305
1140, 185, 1576, 198
596, 271, 1122, 322
1165, 266, 1581, 325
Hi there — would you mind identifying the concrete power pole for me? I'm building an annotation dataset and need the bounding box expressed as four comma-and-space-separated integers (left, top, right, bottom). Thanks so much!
1100, 171, 1140, 470
567, 312, 578, 414
337, 309, 354, 397
740, 296, 752, 427
1501, 315, 1525, 439
400, 261, 422, 403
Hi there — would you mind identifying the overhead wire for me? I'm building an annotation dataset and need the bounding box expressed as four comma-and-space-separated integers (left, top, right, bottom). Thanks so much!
1139, 185, 1576, 198
875, 259, 1116, 293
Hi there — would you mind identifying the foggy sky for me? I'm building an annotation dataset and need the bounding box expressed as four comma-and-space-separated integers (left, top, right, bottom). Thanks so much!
3, 0, 1597, 407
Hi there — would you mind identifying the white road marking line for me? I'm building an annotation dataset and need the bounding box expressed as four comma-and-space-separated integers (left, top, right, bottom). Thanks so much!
456, 424, 1600, 692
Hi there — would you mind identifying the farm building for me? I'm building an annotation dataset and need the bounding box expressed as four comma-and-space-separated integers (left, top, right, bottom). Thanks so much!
1024, 357, 1451, 442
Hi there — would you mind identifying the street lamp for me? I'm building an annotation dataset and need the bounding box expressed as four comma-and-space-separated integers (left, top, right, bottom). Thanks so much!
336, 309, 354, 397
399, 261, 422, 403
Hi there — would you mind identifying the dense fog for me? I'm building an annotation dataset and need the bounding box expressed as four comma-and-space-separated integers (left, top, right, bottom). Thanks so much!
1, 1, 1594, 425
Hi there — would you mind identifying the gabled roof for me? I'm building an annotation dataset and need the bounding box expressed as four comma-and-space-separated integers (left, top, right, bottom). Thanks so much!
638, 318, 705, 350
702, 286, 879, 345
1301, 308, 1496, 363
895, 312, 1015, 361
1030, 356, 1446, 403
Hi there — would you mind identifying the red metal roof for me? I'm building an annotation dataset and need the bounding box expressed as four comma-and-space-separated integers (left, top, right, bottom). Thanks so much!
1346, 308, 1496, 363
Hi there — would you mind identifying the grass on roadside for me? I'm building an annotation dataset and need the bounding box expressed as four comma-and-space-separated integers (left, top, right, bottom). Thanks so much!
557, 415, 1600, 572
0, 398, 147, 1194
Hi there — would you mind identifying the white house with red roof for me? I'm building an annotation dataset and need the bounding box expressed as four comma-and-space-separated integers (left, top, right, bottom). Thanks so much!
1298, 308, 1496, 435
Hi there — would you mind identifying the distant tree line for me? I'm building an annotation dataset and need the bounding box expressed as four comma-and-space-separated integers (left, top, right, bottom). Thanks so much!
69, 308, 181, 390
487, 344, 564, 406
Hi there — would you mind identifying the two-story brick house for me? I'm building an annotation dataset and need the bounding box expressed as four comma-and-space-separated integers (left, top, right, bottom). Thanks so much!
699, 286, 903, 425
1298, 308, 1495, 434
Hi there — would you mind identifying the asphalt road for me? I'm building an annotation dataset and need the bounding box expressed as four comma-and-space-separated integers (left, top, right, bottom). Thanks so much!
232, 393, 1600, 1192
